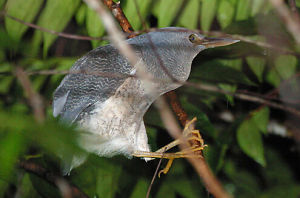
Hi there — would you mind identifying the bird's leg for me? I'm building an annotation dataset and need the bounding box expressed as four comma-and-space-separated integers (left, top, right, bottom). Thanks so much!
158, 118, 206, 176
133, 117, 206, 175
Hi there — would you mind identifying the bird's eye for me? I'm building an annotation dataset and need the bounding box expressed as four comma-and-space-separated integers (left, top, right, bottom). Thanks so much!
188, 34, 197, 43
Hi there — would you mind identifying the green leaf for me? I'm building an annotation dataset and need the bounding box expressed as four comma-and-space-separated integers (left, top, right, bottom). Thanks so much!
0, 110, 83, 158
201, 0, 218, 31
130, 179, 148, 198
246, 56, 266, 82
191, 60, 254, 86
275, 55, 297, 79
217, 0, 236, 29
169, 178, 199, 198
267, 55, 297, 87
218, 58, 242, 71
35, 0, 80, 56
266, 67, 281, 87
0, 63, 13, 94
218, 83, 236, 105
156, 182, 176, 198
235, 0, 251, 21
19, 174, 41, 198
261, 185, 300, 198
155, 0, 184, 27
204, 144, 228, 173
0, 0, 5, 9
95, 163, 122, 198
264, 147, 295, 186
177, 0, 200, 29
224, 160, 261, 196
75, 3, 87, 26
86, 6, 106, 48
251, 0, 265, 16
251, 107, 269, 134
180, 96, 217, 138
71, 158, 122, 198
5, 0, 43, 41
237, 119, 266, 166
0, 131, 24, 194
123, 0, 151, 30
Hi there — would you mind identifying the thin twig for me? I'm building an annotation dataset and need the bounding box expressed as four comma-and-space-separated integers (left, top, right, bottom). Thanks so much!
132, 0, 148, 30
18, 160, 88, 198
26, 69, 131, 78
15, 67, 45, 123
187, 82, 300, 118
0, 11, 104, 41
146, 152, 165, 198
83, 0, 154, 84
1, 10, 298, 56
8, 67, 300, 118
98, 1, 227, 196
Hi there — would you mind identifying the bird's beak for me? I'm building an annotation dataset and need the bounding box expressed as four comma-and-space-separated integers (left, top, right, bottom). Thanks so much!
196, 37, 239, 48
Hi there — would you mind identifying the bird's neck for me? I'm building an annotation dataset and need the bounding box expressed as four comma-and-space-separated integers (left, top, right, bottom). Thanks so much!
113, 77, 154, 117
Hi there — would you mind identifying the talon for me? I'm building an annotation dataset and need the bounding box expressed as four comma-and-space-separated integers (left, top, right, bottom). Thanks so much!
133, 116, 207, 177
158, 158, 174, 178
183, 117, 197, 132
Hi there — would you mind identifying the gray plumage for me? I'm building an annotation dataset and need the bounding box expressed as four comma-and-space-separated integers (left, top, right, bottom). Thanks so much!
53, 45, 132, 122
53, 27, 238, 173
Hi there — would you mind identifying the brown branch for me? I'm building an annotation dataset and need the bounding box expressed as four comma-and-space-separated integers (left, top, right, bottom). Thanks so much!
18, 160, 88, 198
9, 67, 300, 119
155, 97, 232, 198
99, 1, 189, 126
269, 0, 300, 44
165, 91, 189, 125
102, 0, 135, 37
15, 67, 45, 123
289, 0, 300, 19
98, 1, 231, 197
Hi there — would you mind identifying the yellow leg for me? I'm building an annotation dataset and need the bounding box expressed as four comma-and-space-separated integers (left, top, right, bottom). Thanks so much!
158, 158, 174, 178
134, 117, 206, 176
132, 151, 197, 159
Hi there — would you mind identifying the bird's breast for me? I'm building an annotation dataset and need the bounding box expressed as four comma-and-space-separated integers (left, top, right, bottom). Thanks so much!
78, 78, 151, 141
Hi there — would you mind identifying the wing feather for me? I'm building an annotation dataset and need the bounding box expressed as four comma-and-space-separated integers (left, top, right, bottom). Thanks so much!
53, 45, 133, 123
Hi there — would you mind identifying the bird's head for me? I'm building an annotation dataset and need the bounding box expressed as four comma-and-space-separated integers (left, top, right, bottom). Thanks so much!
128, 27, 239, 95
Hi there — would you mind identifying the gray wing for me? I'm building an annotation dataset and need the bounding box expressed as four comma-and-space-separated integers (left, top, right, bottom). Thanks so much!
53, 45, 133, 123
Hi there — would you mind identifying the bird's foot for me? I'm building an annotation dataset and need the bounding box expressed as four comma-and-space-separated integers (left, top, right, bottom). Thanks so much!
133, 117, 206, 176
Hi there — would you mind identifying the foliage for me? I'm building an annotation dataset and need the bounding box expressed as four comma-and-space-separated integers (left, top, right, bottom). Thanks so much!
1, 0, 300, 197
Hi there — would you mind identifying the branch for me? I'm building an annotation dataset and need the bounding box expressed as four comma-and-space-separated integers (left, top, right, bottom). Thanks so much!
15, 67, 45, 123
83, 0, 153, 84
2, 11, 298, 56
9, 67, 300, 118
186, 82, 300, 118
155, 97, 232, 198
269, 0, 300, 44
18, 160, 88, 198
94, 1, 231, 197
1, 11, 103, 41
102, 0, 135, 37
165, 91, 189, 125
289, 0, 300, 19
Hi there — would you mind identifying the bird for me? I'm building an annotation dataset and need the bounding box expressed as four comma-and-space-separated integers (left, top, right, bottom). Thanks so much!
53, 27, 239, 173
